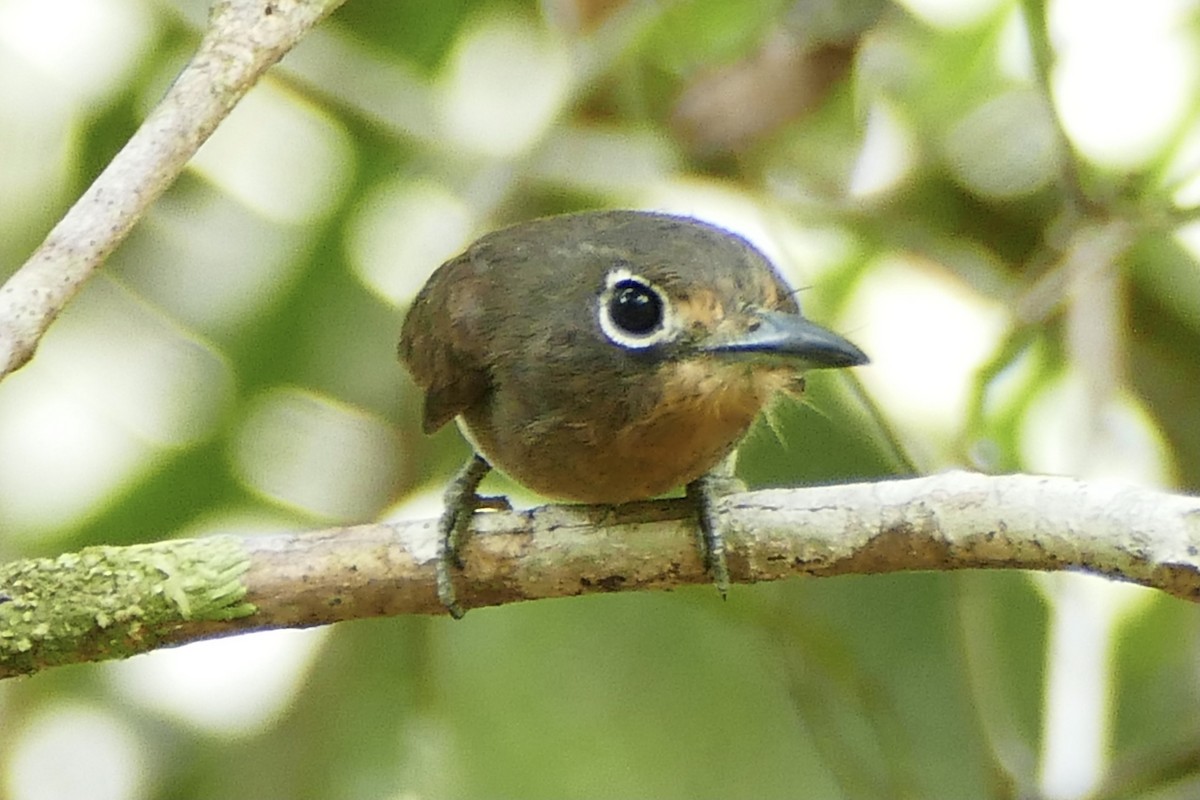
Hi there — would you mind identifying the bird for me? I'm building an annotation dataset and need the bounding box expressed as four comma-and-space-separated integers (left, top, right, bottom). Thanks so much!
399, 209, 867, 617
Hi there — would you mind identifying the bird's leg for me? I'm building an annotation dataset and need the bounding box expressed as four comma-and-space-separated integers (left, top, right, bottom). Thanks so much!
686, 452, 746, 598
436, 453, 496, 618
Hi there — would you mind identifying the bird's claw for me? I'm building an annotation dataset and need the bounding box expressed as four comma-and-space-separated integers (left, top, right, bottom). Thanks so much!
435, 454, 494, 618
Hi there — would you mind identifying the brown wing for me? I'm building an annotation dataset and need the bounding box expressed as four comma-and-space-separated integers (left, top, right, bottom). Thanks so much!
398, 252, 492, 433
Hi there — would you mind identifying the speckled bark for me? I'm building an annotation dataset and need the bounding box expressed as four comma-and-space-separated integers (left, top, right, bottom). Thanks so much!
0, 537, 254, 677
2, 472, 1198, 679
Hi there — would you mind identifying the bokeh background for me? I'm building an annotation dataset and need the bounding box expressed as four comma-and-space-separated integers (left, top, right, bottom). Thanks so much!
3, 0, 1200, 797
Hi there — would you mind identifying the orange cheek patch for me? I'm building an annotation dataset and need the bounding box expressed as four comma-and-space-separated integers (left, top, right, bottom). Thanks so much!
649, 359, 779, 428
657, 359, 749, 403
598, 358, 794, 495
597, 360, 761, 498
672, 289, 726, 332
757, 269, 787, 307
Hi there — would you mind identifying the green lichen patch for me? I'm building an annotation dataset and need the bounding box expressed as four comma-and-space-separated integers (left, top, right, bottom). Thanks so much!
0, 536, 257, 677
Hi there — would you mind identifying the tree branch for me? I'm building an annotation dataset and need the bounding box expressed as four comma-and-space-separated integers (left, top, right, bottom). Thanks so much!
3, 471, 1198, 679
0, 0, 345, 379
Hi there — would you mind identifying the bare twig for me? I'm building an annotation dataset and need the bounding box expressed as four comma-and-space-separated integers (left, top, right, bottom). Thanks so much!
0, 0, 345, 379
2, 471, 1197, 680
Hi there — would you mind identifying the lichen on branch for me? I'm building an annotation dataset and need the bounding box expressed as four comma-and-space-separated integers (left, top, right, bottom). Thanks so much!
2, 472, 1199, 681
0, 537, 255, 677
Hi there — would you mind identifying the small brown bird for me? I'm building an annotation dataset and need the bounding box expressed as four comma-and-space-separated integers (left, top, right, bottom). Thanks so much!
399, 210, 866, 616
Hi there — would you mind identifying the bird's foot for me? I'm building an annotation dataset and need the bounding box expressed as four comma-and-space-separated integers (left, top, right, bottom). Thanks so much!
686, 456, 746, 598
436, 454, 494, 618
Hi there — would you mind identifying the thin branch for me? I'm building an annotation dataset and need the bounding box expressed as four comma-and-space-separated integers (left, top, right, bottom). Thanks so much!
0, 0, 345, 379
1021, 0, 1094, 216
2, 471, 1198, 680
841, 370, 921, 475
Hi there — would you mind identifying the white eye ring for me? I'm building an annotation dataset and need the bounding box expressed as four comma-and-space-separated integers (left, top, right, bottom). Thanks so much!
596, 268, 676, 350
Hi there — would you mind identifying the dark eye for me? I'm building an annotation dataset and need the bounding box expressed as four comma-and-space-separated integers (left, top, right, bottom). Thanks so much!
609, 279, 664, 335
598, 271, 674, 350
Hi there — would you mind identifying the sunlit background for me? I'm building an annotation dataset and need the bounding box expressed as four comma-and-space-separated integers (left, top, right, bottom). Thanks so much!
2, 0, 1200, 797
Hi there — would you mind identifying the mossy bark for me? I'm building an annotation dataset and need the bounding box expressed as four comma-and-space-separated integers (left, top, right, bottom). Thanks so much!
0, 537, 256, 677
